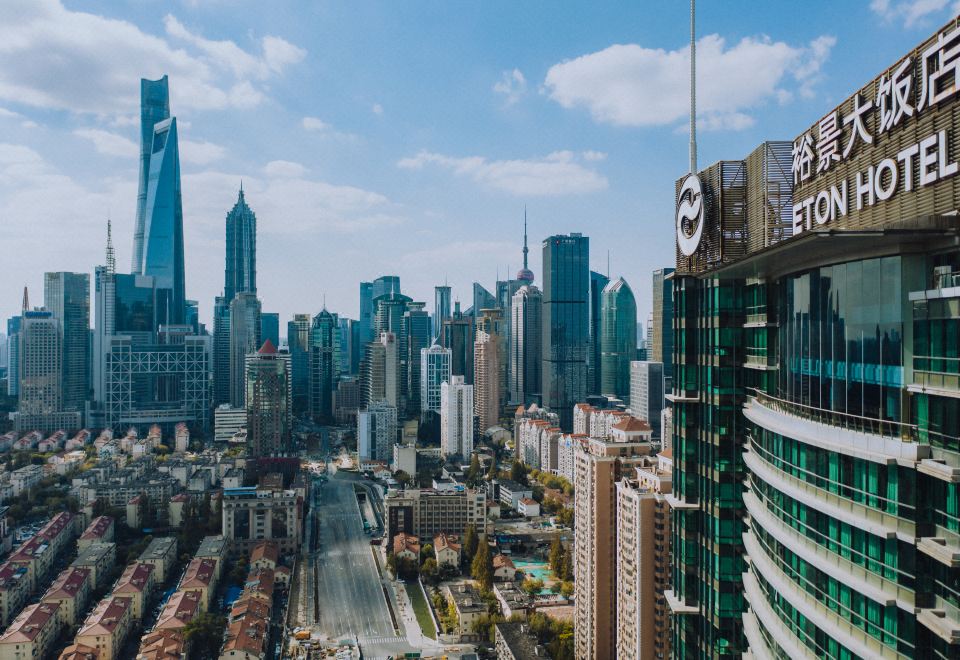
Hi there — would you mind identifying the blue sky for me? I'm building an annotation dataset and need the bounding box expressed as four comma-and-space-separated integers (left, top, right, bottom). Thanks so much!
0, 0, 957, 331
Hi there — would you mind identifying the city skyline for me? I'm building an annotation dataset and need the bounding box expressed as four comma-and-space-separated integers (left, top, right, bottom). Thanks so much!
1, 1, 955, 327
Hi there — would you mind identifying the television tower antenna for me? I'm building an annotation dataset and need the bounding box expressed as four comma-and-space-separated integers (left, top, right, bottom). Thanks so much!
690, 0, 698, 174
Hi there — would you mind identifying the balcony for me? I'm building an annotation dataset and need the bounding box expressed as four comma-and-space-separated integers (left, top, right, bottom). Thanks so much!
744, 347, 778, 371
663, 589, 698, 615
744, 389, 930, 465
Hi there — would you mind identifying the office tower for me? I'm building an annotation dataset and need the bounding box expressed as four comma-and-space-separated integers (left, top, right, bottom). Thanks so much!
224, 186, 257, 302
510, 285, 542, 405
542, 233, 589, 430
0, 332, 5, 371
373, 290, 410, 336
473, 329, 500, 434
361, 332, 398, 409
651, 268, 674, 387
43, 273, 90, 412
260, 313, 279, 349
5, 317, 20, 396
434, 285, 451, 340
132, 76, 170, 274
245, 340, 291, 458
379, 332, 399, 409
229, 292, 261, 408
348, 318, 361, 374
372, 275, 400, 302
629, 362, 664, 439
14, 308, 64, 429
212, 297, 231, 406
472, 283, 496, 316
308, 309, 339, 423
440, 375, 473, 458
599, 277, 637, 398
420, 342, 451, 414
589, 270, 610, 396
287, 314, 311, 414
337, 317, 357, 377
616, 452, 673, 660
133, 77, 185, 325
442, 303, 474, 384
357, 401, 397, 461
574, 435, 651, 660
403, 303, 431, 415
359, 281, 374, 350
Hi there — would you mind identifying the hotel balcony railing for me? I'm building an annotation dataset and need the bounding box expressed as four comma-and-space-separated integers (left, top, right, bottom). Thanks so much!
747, 388, 916, 442
912, 355, 960, 394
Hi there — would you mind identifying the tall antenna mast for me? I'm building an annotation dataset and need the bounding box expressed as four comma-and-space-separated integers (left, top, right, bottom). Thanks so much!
522, 206, 529, 271
106, 217, 116, 275
690, 0, 697, 174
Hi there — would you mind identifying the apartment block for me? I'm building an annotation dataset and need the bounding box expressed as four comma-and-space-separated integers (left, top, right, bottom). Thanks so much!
221, 488, 302, 557
71, 542, 116, 591
0, 602, 61, 660
74, 596, 133, 660
385, 488, 487, 542
112, 562, 156, 620
138, 537, 177, 583
41, 567, 91, 627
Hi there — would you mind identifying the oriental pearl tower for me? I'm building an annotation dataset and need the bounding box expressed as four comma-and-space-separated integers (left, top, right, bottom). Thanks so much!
517, 207, 535, 284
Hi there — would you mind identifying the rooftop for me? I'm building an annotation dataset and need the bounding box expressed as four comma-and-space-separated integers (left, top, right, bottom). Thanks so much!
43, 567, 90, 600
113, 562, 155, 595
154, 591, 201, 630
496, 621, 547, 659
249, 541, 279, 565
80, 516, 113, 541
0, 602, 59, 643
222, 613, 268, 655
180, 558, 216, 588
136, 629, 184, 660
78, 596, 131, 636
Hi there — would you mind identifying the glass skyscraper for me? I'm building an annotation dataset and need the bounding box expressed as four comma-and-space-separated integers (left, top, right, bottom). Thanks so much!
133, 76, 170, 275
542, 233, 589, 430
309, 309, 340, 422
44, 272, 90, 412
652, 267, 675, 386
434, 285, 451, 340
599, 276, 636, 399
224, 186, 257, 302
589, 270, 610, 396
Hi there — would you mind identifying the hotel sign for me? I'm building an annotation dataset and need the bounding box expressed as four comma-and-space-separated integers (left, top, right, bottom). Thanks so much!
792, 19, 960, 236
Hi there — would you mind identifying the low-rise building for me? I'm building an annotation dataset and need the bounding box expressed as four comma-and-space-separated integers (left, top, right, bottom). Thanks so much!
136, 629, 185, 660
78, 516, 115, 550
179, 558, 217, 611
385, 488, 487, 542
433, 532, 461, 569
71, 542, 116, 590
493, 582, 535, 620
391, 443, 417, 476
168, 493, 189, 528
221, 488, 302, 557
493, 554, 517, 581
494, 621, 546, 660
41, 567, 91, 627
10, 465, 43, 496
445, 583, 487, 639
139, 537, 177, 583
194, 535, 228, 584
517, 498, 540, 517
392, 533, 419, 562
0, 602, 61, 660
249, 542, 279, 572
219, 612, 268, 660
154, 590, 201, 632
112, 562, 156, 620
498, 480, 533, 509
74, 596, 133, 660
0, 563, 30, 628
59, 642, 99, 660
229, 596, 269, 624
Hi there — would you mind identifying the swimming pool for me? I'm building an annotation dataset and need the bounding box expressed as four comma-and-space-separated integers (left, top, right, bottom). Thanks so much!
512, 559, 554, 589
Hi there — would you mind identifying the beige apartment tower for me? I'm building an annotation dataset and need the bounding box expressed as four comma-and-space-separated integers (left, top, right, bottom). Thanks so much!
616, 451, 673, 660
573, 436, 651, 660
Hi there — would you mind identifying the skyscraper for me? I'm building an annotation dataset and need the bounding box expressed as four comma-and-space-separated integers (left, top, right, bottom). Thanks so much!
43, 272, 90, 412
599, 277, 637, 398
472, 283, 496, 316
420, 342, 451, 414
474, 328, 500, 434
629, 361, 664, 439
359, 281, 374, 350
132, 76, 170, 274
372, 275, 400, 302
511, 285, 542, 406
651, 268, 674, 386
361, 332, 398, 409
260, 313, 279, 348
5, 316, 20, 397
134, 77, 185, 325
287, 313, 311, 414
213, 296, 231, 406
224, 186, 257, 302
442, 303, 474, 384
245, 340, 291, 458
229, 292, 261, 407
357, 400, 397, 461
542, 233, 589, 430
434, 285, 451, 340
403, 303, 431, 416
440, 375, 473, 458
308, 309, 340, 422
589, 270, 610, 396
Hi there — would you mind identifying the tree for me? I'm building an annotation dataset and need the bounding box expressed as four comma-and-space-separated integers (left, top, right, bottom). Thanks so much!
421, 558, 439, 585
521, 578, 544, 596
462, 525, 479, 567
549, 536, 564, 574
471, 535, 493, 591
182, 612, 226, 660
386, 553, 398, 578
560, 581, 574, 598
486, 458, 498, 480
561, 547, 573, 581
228, 557, 249, 585
467, 454, 481, 485
510, 460, 527, 485
393, 470, 412, 488
420, 543, 434, 564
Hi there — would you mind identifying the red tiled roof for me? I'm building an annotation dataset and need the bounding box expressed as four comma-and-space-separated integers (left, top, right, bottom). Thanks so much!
136, 629, 184, 660
222, 613, 268, 655
42, 567, 90, 601
113, 562, 154, 595
155, 591, 200, 630
249, 541, 279, 565
612, 416, 652, 433
0, 602, 59, 642
78, 596, 130, 636
180, 558, 215, 589
80, 516, 113, 541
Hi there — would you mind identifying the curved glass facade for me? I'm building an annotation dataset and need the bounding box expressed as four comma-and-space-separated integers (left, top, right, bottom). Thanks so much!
599, 277, 637, 398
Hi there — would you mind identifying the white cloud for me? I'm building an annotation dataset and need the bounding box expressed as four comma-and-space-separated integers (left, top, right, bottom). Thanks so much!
263, 160, 307, 179
180, 139, 226, 165
0, 0, 305, 117
372, 103, 384, 115
493, 68, 527, 105
397, 149, 608, 196
543, 33, 836, 130
301, 116, 358, 140
581, 150, 607, 162
73, 128, 138, 157
870, 0, 958, 27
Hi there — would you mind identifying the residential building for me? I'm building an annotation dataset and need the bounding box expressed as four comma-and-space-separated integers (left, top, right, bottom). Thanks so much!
221, 487, 302, 557
41, 567, 91, 627
136, 629, 184, 660
220, 612, 268, 660
445, 583, 487, 638
497, 480, 533, 509
440, 376, 473, 458
600, 277, 637, 399
492, 554, 518, 581
474, 328, 501, 433
194, 535, 229, 584
542, 234, 589, 430
112, 562, 156, 620
78, 516, 114, 550
245, 339, 292, 458
249, 541, 279, 572
179, 558, 216, 611
433, 533, 461, 568
0, 602, 61, 660
573, 436, 652, 660
629, 361, 664, 440
492, 583, 534, 620
138, 537, 177, 583
420, 342, 451, 414
385, 488, 487, 541
10, 466, 42, 497
0, 564, 29, 628
153, 590, 200, 633
392, 533, 419, 562
74, 596, 133, 660
494, 621, 545, 660
616, 452, 673, 660
357, 400, 397, 461
71, 542, 116, 591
